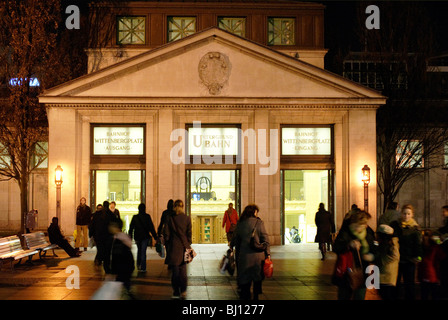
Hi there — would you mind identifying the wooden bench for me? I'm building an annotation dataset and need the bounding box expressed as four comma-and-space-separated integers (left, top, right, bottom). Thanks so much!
22, 232, 58, 259
0, 236, 38, 271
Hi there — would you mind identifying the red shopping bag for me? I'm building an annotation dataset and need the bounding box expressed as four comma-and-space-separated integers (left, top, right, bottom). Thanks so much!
263, 257, 273, 278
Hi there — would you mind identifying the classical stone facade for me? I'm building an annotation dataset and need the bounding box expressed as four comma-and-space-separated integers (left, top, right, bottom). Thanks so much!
39, 28, 385, 244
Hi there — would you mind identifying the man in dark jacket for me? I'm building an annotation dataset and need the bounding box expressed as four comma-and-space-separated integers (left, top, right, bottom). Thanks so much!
129, 203, 158, 272
75, 197, 92, 251
89, 201, 120, 273
48, 217, 80, 257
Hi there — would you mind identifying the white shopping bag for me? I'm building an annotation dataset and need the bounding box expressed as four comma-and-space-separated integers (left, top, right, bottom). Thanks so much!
91, 280, 124, 300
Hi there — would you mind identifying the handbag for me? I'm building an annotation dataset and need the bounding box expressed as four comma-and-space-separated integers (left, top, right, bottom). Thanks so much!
263, 257, 273, 278
347, 249, 364, 290
169, 216, 197, 264
155, 237, 165, 258
250, 219, 268, 252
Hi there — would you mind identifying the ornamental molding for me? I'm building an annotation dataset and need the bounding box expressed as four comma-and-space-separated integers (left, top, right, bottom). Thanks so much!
198, 52, 231, 95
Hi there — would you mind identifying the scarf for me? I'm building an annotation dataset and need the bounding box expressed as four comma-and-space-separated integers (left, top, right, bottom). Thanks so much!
349, 225, 369, 255
401, 218, 418, 228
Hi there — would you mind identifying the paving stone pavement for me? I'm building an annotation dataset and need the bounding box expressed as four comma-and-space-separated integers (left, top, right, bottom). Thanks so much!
0, 243, 339, 300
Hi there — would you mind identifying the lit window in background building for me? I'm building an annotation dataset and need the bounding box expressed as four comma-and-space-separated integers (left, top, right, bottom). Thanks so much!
218, 17, 246, 37
268, 17, 295, 45
396, 140, 424, 168
117, 16, 146, 45
9, 78, 40, 87
168, 17, 196, 42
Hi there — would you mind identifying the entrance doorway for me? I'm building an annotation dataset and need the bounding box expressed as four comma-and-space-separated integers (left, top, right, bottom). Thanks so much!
186, 170, 240, 244
281, 170, 333, 244
91, 170, 145, 232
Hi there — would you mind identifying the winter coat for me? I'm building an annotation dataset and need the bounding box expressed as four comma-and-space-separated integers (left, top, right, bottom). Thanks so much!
222, 208, 239, 233
399, 219, 423, 263
163, 213, 192, 266
230, 217, 270, 285
333, 223, 376, 271
110, 232, 135, 276
89, 209, 119, 243
314, 209, 334, 243
157, 209, 175, 236
48, 223, 65, 245
76, 204, 92, 226
376, 237, 400, 285
129, 212, 157, 242
439, 218, 448, 235
418, 243, 446, 284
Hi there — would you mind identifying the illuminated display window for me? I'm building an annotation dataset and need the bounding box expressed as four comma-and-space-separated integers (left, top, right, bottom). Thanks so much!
117, 16, 146, 45
268, 17, 295, 45
168, 17, 196, 42
218, 17, 246, 37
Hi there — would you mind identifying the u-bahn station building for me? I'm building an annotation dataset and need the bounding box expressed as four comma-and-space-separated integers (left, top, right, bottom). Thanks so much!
5, 1, 387, 245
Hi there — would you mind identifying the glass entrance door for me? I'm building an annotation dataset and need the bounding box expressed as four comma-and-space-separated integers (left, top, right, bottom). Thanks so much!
281, 170, 332, 244
187, 170, 240, 244
92, 170, 145, 232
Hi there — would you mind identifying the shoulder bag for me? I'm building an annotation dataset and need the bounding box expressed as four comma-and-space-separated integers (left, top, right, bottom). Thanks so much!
250, 219, 268, 252
347, 248, 364, 290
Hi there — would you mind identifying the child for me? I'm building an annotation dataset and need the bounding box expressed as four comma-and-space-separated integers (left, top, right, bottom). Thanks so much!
376, 223, 400, 300
418, 230, 446, 300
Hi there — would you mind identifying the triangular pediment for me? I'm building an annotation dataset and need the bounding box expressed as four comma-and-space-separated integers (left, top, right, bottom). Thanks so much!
39, 27, 385, 107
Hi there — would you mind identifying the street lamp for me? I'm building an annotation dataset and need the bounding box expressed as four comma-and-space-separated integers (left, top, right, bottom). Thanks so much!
55, 165, 63, 221
362, 165, 370, 212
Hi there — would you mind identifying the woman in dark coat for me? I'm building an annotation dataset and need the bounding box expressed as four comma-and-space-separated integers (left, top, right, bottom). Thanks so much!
333, 210, 376, 300
230, 204, 270, 300
129, 203, 158, 272
315, 203, 335, 260
163, 199, 192, 300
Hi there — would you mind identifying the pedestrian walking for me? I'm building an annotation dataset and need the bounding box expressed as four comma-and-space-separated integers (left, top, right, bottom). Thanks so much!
129, 203, 158, 272
222, 202, 239, 244
75, 197, 92, 251
418, 229, 446, 300
163, 199, 192, 300
314, 203, 334, 260
378, 202, 401, 226
396, 204, 422, 300
109, 219, 135, 296
230, 204, 270, 301
110, 201, 121, 220
375, 223, 400, 300
89, 204, 106, 266
333, 210, 375, 300
158, 199, 175, 236
439, 205, 448, 299
47, 217, 81, 257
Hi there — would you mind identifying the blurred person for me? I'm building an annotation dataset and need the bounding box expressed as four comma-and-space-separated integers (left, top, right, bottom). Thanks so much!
439, 205, 448, 235
48, 217, 81, 258
439, 206, 448, 298
314, 203, 334, 260
230, 204, 270, 301
375, 223, 400, 300
163, 199, 192, 300
129, 203, 158, 272
333, 210, 375, 300
222, 202, 239, 244
89, 204, 104, 265
109, 219, 135, 296
379, 202, 401, 227
396, 204, 422, 300
75, 197, 92, 251
418, 230, 446, 300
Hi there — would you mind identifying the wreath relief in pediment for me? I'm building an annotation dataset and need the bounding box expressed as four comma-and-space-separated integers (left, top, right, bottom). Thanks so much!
198, 52, 231, 95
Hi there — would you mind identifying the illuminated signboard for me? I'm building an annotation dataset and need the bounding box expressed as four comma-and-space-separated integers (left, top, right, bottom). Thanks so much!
9, 78, 40, 87
281, 127, 332, 156
188, 127, 239, 156
93, 127, 144, 155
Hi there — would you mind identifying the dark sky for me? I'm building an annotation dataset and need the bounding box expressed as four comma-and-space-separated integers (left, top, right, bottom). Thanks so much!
320, 1, 448, 73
